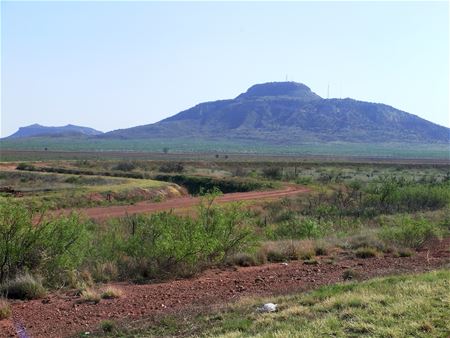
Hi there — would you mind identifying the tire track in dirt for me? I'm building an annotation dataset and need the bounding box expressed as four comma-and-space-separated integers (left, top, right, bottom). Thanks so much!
52, 185, 310, 221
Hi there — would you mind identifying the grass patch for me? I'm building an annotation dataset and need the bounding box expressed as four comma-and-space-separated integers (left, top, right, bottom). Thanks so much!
0, 298, 11, 320
0, 274, 46, 300
101, 286, 123, 299
80, 288, 101, 303
354, 246, 379, 258
100, 320, 116, 333
342, 269, 361, 281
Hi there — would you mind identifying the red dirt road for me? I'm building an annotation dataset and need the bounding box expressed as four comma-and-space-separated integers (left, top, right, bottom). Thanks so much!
1, 239, 449, 338
53, 185, 310, 221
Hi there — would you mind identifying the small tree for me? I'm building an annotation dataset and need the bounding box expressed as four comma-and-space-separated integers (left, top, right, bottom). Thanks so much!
0, 200, 90, 284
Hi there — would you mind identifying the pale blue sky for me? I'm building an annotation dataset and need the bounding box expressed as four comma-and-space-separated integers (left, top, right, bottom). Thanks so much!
1, 1, 448, 137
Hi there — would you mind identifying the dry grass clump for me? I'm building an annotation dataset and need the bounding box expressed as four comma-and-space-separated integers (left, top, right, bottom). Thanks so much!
226, 253, 259, 267
397, 248, 414, 257
0, 299, 12, 320
91, 261, 119, 283
344, 232, 386, 252
0, 274, 46, 300
259, 240, 317, 262
101, 286, 123, 299
354, 247, 379, 259
342, 269, 361, 281
80, 288, 101, 303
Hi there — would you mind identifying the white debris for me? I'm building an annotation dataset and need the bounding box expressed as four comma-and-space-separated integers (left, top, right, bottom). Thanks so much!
280, 262, 288, 266
257, 303, 278, 313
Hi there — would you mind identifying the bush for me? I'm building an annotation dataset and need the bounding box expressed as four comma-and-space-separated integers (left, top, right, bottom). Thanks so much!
296, 177, 313, 185
379, 217, 442, 249
0, 299, 11, 320
159, 162, 184, 173
0, 200, 91, 285
114, 161, 136, 172
364, 177, 450, 214
154, 174, 272, 195
93, 194, 256, 281
262, 167, 283, 180
1, 274, 46, 300
16, 163, 36, 171
100, 320, 116, 333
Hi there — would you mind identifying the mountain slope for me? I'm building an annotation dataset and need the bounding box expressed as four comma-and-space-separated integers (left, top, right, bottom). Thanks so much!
103, 82, 449, 144
6, 124, 103, 139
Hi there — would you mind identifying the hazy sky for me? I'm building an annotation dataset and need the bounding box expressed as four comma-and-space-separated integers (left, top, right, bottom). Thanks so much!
1, 1, 448, 137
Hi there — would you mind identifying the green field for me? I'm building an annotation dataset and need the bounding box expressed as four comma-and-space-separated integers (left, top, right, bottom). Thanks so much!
1, 137, 449, 160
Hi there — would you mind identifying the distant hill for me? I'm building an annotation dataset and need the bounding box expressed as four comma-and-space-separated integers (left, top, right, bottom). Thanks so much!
103, 82, 449, 144
6, 124, 103, 139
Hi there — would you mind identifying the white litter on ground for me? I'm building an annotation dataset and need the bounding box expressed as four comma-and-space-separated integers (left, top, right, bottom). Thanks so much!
256, 303, 278, 313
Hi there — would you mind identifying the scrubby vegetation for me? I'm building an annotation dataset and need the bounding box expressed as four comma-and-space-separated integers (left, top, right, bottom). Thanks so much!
1, 158, 449, 338
0, 193, 256, 294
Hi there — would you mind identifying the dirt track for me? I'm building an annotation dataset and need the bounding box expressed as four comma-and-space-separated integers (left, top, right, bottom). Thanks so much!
1, 238, 449, 338
53, 185, 310, 221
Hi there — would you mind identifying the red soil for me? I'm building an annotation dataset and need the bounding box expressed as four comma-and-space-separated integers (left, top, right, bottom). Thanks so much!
1, 238, 449, 338
52, 185, 310, 221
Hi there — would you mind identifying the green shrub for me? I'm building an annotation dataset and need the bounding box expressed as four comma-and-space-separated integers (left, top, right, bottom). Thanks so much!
159, 162, 184, 173
100, 320, 116, 333
379, 217, 442, 249
154, 174, 272, 195
262, 167, 283, 180
1, 274, 46, 300
16, 163, 36, 171
0, 200, 91, 285
0, 299, 11, 320
93, 194, 255, 281
114, 161, 136, 172
296, 176, 313, 185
